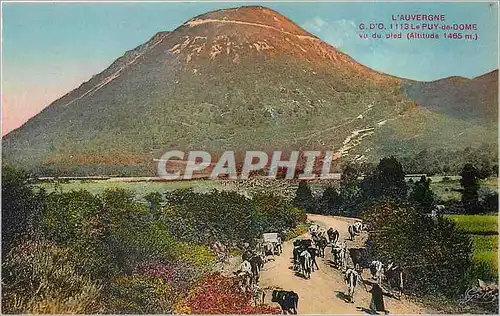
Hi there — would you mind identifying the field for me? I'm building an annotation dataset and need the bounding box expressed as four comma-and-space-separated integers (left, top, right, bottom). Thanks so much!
446, 215, 498, 280
430, 177, 497, 202
35, 176, 497, 204
35, 179, 221, 201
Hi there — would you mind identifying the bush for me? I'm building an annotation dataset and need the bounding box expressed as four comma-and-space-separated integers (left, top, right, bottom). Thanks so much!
164, 189, 304, 247
364, 200, 473, 298
2, 239, 103, 314
253, 193, 304, 235
283, 223, 308, 241
165, 189, 258, 245
105, 275, 172, 313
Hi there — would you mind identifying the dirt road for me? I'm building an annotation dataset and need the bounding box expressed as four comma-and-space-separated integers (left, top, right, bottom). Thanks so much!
259, 214, 425, 314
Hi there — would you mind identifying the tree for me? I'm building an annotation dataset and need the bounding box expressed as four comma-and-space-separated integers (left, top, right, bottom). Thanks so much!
360, 156, 407, 201
409, 176, 436, 213
481, 191, 498, 213
1, 166, 43, 255
319, 187, 342, 215
460, 164, 480, 214
293, 181, 316, 213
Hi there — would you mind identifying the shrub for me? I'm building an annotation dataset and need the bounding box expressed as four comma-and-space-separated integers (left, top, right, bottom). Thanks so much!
134, 261, 203, 294
283, 223, 308, 241
165, 189, 258, 245
2, 239, 103, 314
292, 207, 307, 223
105, 275, 172, 313
253, 193, 303, 235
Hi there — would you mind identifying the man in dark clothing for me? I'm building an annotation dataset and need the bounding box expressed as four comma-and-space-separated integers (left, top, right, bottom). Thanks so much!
366, 282, 397, 314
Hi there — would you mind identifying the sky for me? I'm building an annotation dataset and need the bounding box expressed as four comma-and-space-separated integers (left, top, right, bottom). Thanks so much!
2, 1, 499, 135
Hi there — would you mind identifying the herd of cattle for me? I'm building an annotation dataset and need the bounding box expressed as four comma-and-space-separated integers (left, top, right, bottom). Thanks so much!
232, 222, 405, 314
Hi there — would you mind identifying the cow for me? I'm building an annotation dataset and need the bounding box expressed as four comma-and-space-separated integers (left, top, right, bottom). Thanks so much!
242, 250, 253, 262
263, 242, 276, 256
327, 228, 340, 245
251, 283, 266, 306
344, 268, 362, 303
309, 224, 320, 236
348, 224, 356, 240
299, 249, 312, 279
306, 245, 319, 272
292, 242, 302, 271
239, 260, 252, 275
369, 260, 384, 283
249, 254, 264, 283
316, 227, 329, 241
271, 290, 299, 314
301, 239, 313, 249
331, 243, 347, 270
234, 260, 253, 290
313, 235, 328, 258
349, 248, 370, 271
385, 263, 404, 297
353, 221, 363, 233
234, 270, 253, 292
274, 236, 283, 255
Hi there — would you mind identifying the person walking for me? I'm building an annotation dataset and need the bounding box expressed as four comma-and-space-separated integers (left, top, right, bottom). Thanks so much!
366, 281, 397, 314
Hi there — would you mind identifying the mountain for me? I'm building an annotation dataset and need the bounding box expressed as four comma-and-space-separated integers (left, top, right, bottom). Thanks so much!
403, 70, 498, 125
2, 6, 497, 176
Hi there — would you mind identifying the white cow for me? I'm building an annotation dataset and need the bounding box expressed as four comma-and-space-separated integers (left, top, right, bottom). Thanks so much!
353, 221, 363, 233
239, 260, 252, 275
235, 260, 253, 291
309, 224, 320, 236
299, 249, 312, 279
369, 260, 384, 283
344, 268, 362, 303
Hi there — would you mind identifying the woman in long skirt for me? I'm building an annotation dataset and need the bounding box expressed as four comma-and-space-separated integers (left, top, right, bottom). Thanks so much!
367, 282, 395, 314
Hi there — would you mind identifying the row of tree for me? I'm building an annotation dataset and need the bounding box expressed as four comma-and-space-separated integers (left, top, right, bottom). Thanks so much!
293, 157, 497, 216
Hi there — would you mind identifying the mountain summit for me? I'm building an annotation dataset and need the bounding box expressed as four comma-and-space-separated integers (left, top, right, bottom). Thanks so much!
3, 6, 497, 176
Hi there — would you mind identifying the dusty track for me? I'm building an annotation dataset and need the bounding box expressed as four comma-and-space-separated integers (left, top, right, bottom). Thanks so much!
259, 214, 425, 314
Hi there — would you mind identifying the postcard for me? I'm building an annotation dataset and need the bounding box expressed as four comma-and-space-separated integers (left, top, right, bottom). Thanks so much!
1, 1, 498, 314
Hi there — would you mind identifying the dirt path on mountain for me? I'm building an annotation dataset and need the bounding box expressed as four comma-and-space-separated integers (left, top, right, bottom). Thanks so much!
259, 214, 426, 314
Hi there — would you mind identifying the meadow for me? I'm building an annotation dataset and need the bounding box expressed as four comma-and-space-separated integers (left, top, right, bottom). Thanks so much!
429, 177, 497, 202
35, 176, 498, 204
446, 215, 498, 281
35, 179, 221, 202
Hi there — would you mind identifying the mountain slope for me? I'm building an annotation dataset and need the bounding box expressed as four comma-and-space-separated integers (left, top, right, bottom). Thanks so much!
2, 6, 497, 176
403, 70, 498, 125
